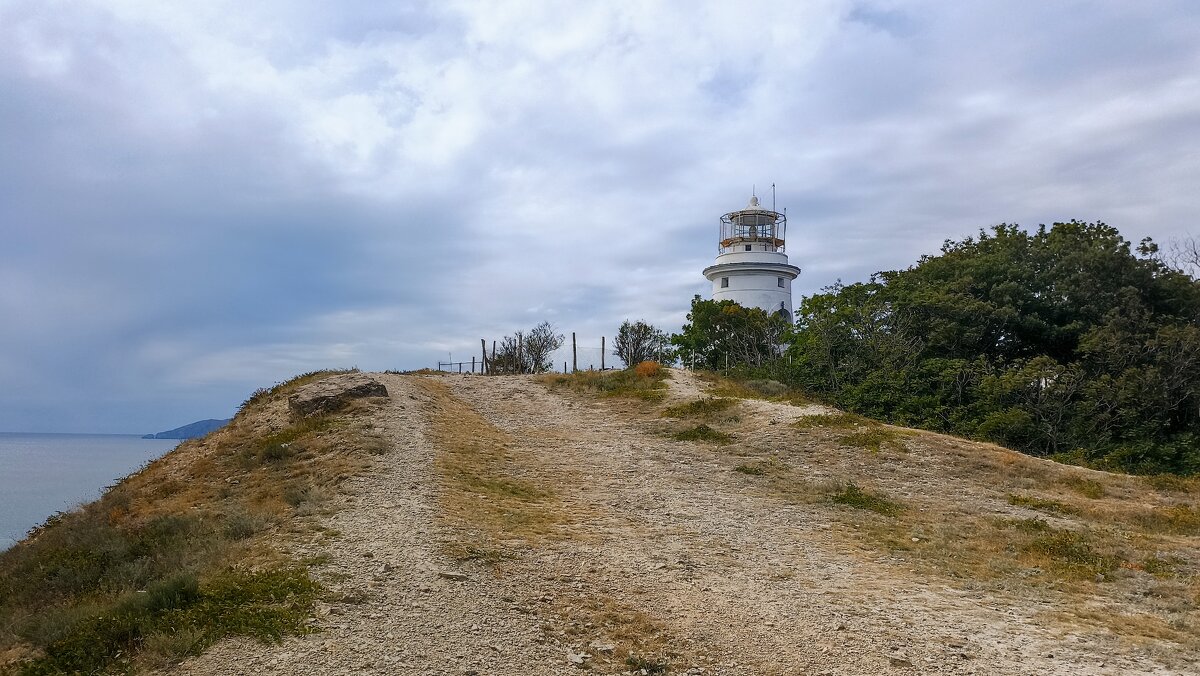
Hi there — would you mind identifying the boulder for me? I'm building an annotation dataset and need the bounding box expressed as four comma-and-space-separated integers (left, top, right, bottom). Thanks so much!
287, 373, 389, 417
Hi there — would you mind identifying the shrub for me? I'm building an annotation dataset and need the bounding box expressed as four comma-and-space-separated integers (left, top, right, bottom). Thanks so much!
673, 424, 731, 444
634, 361, 663, 378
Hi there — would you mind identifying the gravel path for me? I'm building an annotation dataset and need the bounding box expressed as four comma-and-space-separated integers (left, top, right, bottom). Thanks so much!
173, 371, 1190, 675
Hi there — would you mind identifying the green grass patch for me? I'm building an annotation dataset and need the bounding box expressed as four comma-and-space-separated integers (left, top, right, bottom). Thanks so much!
838, 427, 908, 452
672, 424, 732, 444
661, 397, 737, 419
1007, 493, 1081, 515
1133, 504, 1200, 535
17, 568, 318, 674
792, 413, 866, 430
1059, 476, 1106, 499
830, 482, 903, 516
1021, 529, 1122, 580
1143, 474, 1197, 494
734, 458, 788, 476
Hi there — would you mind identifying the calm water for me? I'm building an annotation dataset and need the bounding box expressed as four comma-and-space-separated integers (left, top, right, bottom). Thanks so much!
0, 433, 179, 549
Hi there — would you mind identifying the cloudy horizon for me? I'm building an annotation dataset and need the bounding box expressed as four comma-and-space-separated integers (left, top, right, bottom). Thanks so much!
3, 1, 1198, 433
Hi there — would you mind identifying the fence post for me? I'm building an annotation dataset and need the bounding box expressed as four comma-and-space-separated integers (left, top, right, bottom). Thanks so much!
601, 336, 605, 370
471, 356, 476, 374
572, 332, 577, 373
481, 338, 488, 375
491, 341, 497, 372
563, 361, 567, 374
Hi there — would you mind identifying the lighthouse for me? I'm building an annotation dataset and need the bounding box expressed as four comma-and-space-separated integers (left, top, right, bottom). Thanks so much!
702, 194, 801, 321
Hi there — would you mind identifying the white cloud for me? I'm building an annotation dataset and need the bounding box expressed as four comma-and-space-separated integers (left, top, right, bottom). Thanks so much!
2, 0, 1199, 430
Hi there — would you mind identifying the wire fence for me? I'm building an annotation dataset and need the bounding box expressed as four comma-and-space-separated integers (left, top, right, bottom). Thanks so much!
436, 334, 628, 374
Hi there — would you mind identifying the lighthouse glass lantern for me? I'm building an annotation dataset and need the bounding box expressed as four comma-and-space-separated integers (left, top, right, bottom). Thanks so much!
702, 194, 802, 320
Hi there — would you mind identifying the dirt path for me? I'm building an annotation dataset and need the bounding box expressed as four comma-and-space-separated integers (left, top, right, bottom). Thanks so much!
175, 371, 1191, 675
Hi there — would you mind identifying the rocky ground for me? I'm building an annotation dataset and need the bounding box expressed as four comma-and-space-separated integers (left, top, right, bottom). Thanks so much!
172, 370, 1198, 675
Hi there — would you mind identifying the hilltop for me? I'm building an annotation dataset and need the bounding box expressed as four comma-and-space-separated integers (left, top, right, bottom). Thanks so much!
2, 368, 1197, 675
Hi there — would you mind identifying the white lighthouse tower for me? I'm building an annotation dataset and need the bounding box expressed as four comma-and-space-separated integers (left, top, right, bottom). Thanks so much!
702, 194, 801, 320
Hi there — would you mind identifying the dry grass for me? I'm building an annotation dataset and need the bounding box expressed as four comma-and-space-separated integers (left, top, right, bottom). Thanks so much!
420, 379, 571, 556
541, 367, 670, 403
0, 369, 388, 674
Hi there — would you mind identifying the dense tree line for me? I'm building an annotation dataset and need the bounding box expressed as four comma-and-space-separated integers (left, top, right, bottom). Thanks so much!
673, 222, 1200, 475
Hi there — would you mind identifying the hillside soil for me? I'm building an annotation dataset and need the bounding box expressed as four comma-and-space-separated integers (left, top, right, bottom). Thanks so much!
171, 370, 1199, 675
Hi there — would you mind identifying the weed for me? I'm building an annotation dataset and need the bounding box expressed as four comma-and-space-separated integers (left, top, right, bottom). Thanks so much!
735, 463, 765, 475
661, 397, 737, 419
830, 482, 903, 516
672, 425, 732, 444
1007, 493, 1080, 515
792, 413, 865, 430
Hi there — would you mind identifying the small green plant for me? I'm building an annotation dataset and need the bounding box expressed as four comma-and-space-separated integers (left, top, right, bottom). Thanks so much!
625, 654, 670, 675
830, 482, 902, 516
672, 425, 732, 444
1007, 493, 1080, 515
734, 458, 787, 476
662, 397, 736, 419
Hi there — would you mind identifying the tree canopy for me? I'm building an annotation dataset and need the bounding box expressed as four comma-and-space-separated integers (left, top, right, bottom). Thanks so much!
783, 221, 1200, 474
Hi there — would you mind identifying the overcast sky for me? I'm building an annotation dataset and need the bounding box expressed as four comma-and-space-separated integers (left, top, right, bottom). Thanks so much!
2, 1, 1199, 433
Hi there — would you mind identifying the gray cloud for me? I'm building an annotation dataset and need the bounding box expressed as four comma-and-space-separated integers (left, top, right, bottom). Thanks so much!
2, 0, 1198, 431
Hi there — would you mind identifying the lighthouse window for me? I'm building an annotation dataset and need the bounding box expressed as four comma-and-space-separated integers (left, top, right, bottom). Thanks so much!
777, 277, 784, 287
745, 245, 752, 251
721, 277, 729, 288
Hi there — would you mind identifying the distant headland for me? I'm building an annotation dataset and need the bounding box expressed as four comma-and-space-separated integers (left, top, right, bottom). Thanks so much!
141, 418, 230, 439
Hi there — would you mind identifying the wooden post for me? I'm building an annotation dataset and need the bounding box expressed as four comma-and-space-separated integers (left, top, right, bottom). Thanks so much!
491, 341, 497, 372
471, 356, 476, 374
601, 336, 605, 370
572, 332, 577, 373
563, 361, 567, 374
481, 339, 488, 375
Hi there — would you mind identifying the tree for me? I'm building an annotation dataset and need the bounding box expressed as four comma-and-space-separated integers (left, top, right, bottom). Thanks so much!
671, 296, 790, 371
613, 320, 673, 367
491, 321, 564, 374
523, 321, 565, 373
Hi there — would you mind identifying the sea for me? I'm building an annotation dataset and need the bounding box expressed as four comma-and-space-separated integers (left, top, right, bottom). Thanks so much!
0, 433, 180, 550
